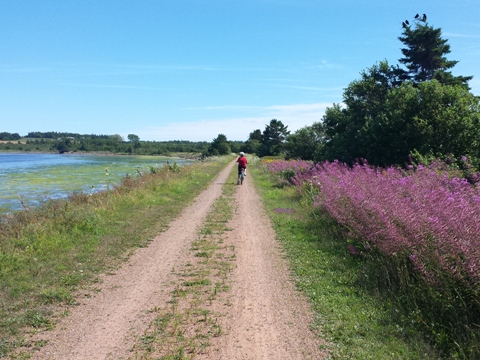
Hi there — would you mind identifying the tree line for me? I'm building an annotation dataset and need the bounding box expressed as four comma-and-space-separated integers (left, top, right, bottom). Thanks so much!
26, 131, 113, 140
0, 134, 211, 156
203, 119, 290, 158
0, 132, 21, 141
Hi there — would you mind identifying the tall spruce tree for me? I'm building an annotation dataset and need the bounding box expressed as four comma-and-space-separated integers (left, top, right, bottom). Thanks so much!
259, 119, 290, 157
398, 15, 472, 88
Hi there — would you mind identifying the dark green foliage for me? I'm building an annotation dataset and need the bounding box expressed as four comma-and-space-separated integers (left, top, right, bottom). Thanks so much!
0, 132, 21, 140
54, 139, 73, 154
322, 61, 398, 165
204, 134, 231, 156
322, 76, 480, 166
127, 134, 140, 142
284, 122, 325, 161
229, 141, 245, 154
383, 81, 480, 164
26, 131, 113, 140
243, 129, 263, 155
244, 139, 261, 155
249, 129, 262, 141
258, 119, 290, 157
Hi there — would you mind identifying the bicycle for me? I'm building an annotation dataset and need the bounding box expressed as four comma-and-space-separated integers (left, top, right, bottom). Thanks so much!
237, 168, 245, 185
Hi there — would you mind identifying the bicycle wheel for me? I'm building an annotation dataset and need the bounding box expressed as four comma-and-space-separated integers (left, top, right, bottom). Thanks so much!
237, 169, 245, 185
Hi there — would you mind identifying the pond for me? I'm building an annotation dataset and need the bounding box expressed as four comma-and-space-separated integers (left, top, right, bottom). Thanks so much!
0, 153, 194, 213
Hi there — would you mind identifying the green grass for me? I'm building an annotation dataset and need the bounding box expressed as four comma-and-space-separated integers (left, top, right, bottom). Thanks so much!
250, 164, 440, 360
0, 156, 232, 358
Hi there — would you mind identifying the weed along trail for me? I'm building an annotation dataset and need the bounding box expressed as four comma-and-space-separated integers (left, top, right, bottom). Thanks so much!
30, 159, 326, 359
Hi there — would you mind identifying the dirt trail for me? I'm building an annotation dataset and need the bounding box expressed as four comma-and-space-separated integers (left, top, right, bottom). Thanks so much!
31, 160, 325, 359
201, 165, 326, 359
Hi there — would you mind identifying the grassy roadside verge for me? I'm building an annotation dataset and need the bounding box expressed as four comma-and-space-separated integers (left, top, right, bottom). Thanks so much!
130, 161, 239, 359
250, 164, 440, 359
0, 156, 232, 359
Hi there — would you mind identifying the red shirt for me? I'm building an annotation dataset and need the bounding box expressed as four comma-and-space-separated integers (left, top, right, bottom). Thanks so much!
237, 156, 247, 168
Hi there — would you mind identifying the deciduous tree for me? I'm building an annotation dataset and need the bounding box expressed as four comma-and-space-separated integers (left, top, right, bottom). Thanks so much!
127, 134, 140, 142
284, 122, 325, 161
205, 134, 231, 156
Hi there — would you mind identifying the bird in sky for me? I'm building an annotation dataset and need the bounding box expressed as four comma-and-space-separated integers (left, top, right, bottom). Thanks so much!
422, 13, 427, 21
415, 13, 419, 19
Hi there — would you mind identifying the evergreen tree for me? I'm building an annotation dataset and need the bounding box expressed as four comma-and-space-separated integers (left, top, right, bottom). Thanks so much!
398, 15, 472, 88
259, 119, 290, 157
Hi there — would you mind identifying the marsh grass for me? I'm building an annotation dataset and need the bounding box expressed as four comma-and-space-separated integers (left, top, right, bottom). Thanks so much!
131, 164, 238, 359
251, 165, 440, 359
0, 156, 231, 358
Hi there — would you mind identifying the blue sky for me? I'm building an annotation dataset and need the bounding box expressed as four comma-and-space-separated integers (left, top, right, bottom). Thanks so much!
1, 0, 479, 141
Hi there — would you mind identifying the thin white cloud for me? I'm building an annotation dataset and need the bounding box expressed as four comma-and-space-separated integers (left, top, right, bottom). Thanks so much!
0, 62, 281, 77
189, 105, 264, 111
0, 65, 53, 73
135, 102, 331, 141
444, 32, 480, 39
303, 60, 343, 70
269, 84, 344, 91
61, 82, 157, 90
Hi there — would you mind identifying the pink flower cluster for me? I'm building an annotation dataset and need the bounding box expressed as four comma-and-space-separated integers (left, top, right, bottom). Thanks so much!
276, 160, 480, 286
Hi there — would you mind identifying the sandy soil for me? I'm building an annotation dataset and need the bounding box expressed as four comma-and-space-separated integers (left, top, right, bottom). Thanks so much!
30, 160, 326, 360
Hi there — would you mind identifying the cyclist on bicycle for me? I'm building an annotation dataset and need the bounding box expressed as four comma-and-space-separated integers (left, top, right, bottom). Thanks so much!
236, 152, 247, 177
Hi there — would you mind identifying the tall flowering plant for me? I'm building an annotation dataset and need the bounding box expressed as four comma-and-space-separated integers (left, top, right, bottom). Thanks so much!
288, 159, 480, 287
266, 158, 480, 354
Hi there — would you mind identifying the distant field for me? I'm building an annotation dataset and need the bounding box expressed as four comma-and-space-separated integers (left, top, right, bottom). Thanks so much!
0, 140, 26, 144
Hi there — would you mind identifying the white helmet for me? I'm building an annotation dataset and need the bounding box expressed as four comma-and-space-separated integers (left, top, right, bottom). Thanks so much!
240, 152, 245, 156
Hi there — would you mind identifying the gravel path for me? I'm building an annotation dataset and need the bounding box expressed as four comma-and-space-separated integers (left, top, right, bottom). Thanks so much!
30, 160, 326, 359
